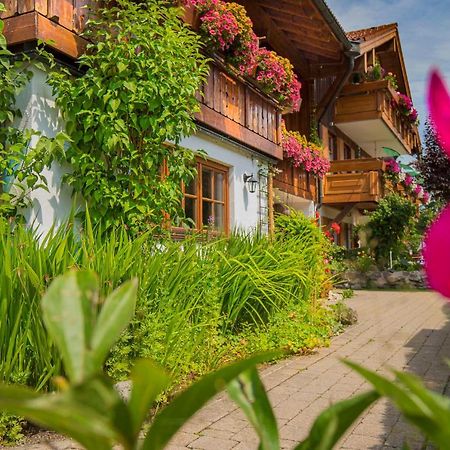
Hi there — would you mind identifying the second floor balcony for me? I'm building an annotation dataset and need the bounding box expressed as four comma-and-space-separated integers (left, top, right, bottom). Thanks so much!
335, 81, 421, 156
323, 158, 423, 209
323, 158, 386, 208
196, 60, 283, 160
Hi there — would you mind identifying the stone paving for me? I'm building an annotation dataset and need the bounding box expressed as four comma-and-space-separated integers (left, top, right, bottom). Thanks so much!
7, 290, 450, 450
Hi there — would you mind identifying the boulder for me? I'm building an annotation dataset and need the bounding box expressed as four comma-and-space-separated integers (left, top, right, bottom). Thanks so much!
385, 271, 405, 285
343, 271, 367, 289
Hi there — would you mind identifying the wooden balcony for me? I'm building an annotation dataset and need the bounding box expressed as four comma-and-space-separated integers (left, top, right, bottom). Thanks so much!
323, 158, 386, 207
196, 60, 283, 160
335, 80, 421, 156
273, 159, 317, 202
1, 1, 90, 58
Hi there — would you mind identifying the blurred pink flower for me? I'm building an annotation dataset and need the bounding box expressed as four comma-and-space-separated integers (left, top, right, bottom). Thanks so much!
424, 70, 450, 299
428, 70, 450, 157
424, 205, 450, 298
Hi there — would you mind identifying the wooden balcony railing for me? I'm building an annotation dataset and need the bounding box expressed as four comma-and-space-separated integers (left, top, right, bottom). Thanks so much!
1, 0, 90, 58
273, 159, 316, 201
196, 60, 283, 160
335, 80, 421, 155
322, 158, 386, 205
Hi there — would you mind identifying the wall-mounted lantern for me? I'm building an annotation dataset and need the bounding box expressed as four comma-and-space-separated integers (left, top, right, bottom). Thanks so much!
243, 173, 258, 194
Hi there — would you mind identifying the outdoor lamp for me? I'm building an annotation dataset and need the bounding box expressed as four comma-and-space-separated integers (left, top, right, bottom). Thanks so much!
243, 173, 258, 193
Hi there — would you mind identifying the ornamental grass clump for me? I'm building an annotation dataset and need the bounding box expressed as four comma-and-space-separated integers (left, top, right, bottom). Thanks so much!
0, 213, 333, 400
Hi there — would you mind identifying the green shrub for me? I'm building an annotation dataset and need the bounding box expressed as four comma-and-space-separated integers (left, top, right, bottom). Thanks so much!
365, 193, 417, 266
0, 413, 23, 445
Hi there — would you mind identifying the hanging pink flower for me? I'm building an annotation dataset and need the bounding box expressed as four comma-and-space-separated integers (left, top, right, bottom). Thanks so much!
404, 174, 414, 186
423, 192, 430, 203
281, 123, 329, 177
385, 158, 401, 174
423, 70, 450, 299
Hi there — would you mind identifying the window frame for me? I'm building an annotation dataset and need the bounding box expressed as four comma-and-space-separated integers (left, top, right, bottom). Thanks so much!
182, 158, 230, 235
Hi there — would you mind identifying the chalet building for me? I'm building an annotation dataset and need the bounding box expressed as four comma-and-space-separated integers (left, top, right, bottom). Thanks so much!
1, 1, 420, 243
321, 23, 421, 247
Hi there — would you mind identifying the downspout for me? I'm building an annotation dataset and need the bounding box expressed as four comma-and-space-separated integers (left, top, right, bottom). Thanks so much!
316, 46, 359, 215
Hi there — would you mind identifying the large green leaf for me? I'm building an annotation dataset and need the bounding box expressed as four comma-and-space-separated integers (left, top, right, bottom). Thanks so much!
41, 271, 98, 384
0, 384, 116, 450
142, 352, 280, 450
90, 278, 138, 371
346, 361, 450, 448
128, 359, 171, 438
227, 367, 280, 450
295, 390, 380, 450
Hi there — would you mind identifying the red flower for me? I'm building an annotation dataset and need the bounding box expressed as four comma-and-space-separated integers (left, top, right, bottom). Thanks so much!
331, 222, 341, 235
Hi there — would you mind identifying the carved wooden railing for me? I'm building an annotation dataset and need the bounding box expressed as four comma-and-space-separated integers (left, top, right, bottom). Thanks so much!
335, 80, 421, 155
322, 158, 386, 205
273, 159, 317, 201
196, 60, 283, 159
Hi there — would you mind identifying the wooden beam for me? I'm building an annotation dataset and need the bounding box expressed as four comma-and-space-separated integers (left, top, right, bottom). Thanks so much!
333, 204, 355, 224
316, 68, 347, 119
3, 11, 88, 59
240, 0, 310, 77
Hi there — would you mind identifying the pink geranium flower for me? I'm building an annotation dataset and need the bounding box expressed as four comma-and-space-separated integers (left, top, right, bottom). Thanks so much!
424, 70, 450, 299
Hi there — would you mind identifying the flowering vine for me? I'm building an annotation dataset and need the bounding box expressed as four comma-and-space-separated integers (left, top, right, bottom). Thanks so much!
281, 123, 330, 178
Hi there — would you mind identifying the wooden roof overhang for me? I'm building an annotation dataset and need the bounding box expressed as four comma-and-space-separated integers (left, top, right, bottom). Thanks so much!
234, 0, 353, 80
347, 23, 412, 98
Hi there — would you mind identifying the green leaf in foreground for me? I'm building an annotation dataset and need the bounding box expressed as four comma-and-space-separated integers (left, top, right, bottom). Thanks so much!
142, 352, 280, 450
227, 367, 280, 450
345, 361, 450, 449
295, 390, 380, 450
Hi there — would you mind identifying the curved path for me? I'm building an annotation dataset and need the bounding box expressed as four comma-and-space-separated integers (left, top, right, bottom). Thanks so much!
6, 291, 450, 450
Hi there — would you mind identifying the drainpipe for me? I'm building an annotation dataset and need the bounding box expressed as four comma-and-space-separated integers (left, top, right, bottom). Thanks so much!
316, 47, 359, 216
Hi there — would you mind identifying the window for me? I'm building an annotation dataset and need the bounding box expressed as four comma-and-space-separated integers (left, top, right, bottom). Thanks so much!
183, 159, 229, 233
328, 134, 338, 161
344, 144, 352, 160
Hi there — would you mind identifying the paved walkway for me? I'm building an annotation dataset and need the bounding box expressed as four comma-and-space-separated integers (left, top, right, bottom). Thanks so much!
7, 291, 450, 450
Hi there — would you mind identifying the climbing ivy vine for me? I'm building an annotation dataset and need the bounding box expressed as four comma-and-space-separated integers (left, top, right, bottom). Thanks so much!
0, 3, 65, 219
43, 0, 209, 231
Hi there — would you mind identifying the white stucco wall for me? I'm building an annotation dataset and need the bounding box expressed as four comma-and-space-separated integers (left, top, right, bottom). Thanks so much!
320, 205, 363, 226
180, 130, 270, 233
14, 66, 75, 236
12, 65, 269, 235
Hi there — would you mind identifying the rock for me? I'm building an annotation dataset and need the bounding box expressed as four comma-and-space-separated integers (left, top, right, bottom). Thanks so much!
115, 380, 132, 401
385, 271, 405, 285
373, 273, 387, 289
328, 290, 343, 304
343, 271, 367, 289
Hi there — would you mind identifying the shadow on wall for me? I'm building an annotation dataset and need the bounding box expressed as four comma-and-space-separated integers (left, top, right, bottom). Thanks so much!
16, 66, 82, 235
